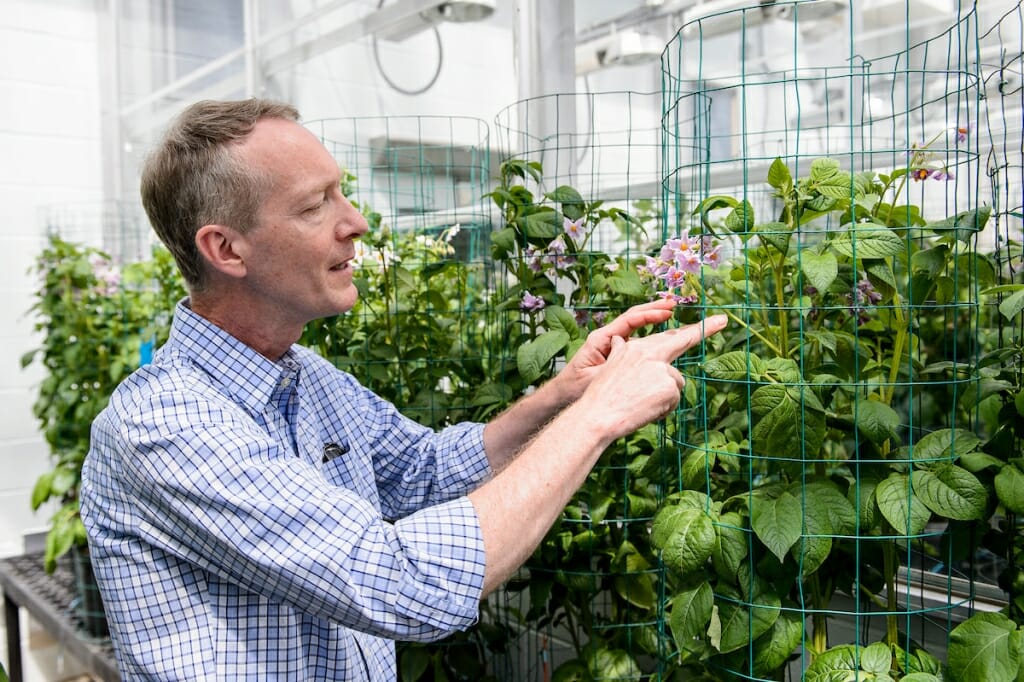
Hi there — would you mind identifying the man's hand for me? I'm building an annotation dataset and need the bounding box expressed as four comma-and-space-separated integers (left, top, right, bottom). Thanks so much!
553, 299, 692, 404
573, 313, 729, 443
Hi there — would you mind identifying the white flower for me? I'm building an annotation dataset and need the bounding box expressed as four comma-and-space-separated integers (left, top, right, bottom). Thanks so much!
442, 223, 461, 243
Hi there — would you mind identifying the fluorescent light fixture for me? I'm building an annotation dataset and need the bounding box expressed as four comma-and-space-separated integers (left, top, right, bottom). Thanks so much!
682, 0, 847, 39
376, 0, 496, 42
576, 29, 665, 75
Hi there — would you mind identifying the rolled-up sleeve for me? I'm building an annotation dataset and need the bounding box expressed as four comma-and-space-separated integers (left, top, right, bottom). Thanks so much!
390, 496, 485, 633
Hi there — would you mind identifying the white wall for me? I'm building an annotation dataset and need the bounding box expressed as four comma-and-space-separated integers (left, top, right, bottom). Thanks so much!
0, 0, 105, 557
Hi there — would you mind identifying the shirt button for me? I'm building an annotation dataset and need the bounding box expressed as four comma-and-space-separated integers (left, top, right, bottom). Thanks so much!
281, 377, 291, 387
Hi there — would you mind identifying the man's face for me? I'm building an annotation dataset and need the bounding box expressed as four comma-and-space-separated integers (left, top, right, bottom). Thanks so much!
234, 118, 369, 326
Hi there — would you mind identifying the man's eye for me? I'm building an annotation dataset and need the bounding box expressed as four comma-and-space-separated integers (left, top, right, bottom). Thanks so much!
305, 196, 328, 213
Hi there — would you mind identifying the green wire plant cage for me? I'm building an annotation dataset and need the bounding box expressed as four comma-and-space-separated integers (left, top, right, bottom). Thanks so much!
489, 90, 680, 680
655, 0, 1022, 680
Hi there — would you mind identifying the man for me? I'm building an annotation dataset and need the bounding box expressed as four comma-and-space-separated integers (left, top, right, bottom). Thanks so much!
80, 98, 726, 680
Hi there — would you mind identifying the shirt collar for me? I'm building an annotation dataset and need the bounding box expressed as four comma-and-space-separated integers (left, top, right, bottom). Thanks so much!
166, 299, 301, 414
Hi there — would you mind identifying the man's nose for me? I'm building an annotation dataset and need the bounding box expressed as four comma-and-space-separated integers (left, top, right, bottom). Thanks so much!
337, 194, 369, 238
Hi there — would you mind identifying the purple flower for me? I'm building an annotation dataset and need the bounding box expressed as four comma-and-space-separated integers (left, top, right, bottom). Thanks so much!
677, 249, 703, 274
857, 278, 883, 305
563, 216, 586, 243
520, 291, 546, 313
929, 168, 954, 181
524, 245, 544, 272
956, 126, 969, 143
664, 266, 687, 288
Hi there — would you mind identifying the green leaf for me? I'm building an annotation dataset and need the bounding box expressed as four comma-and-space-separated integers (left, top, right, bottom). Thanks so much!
860, 642, 892, 675
750, 384, 826, 461
669, 581, 714, 651
607, 268, 645, 298
586, 648, 641, 681
947, 612, 1020, 682
716, 585, 781, 654
470, 382, 514, 409
961, 378, 1015, 411
516, 329, 570, 384
615, 572, 657, 610
20, 348, 37, 369
864, 259, 897, 302
851, 478, 881, 531
750, 490, 803, 562
545, 185, 585, 204
754, 222, 792, 254
801, 481, 857, 535
551, 660, 587, 682
912, 428, 983, 464
800, 251, 838, 293
751, 611, 803, 677
999, 289, 1024, 321
911, 245, 950, 277
544, 306, 582, 340
805, 645, 859, 682
815, 169, 855, 200
767, 157, 793, 191
517, 210, 562, 239
681, 438, 719, 491
651, 505, 688, 549
996, 464, 1024, 514
725, 201, 755, 233
660, 508, 716, 575
490, 227, 516, 257
30, 471, 54, 510
712, 512, 748, 577
875, 473, 931, 536
960, 452, 1006, 473
852, 400, 901, 444
928, 205, 992, 242
830, 226, 905, 259
794, 493, 833, 577
808, 158, 841, 183
704, 351, 764, 381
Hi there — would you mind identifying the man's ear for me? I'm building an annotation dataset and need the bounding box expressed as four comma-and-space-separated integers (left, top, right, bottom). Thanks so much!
195, 224, 247, 279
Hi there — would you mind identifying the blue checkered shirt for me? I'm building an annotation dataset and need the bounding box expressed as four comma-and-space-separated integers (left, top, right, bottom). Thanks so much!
80, 300, 491, 680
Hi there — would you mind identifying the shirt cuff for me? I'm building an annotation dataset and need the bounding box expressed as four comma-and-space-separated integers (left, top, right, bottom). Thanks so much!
433, 422, 492, 496
392, 496, 486, 634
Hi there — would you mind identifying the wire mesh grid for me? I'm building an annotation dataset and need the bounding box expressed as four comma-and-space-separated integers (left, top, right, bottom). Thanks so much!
657, 1, 1020, 680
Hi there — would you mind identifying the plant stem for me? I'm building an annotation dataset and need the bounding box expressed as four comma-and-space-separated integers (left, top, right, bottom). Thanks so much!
693, 277, 785, 357
883, 296, 907, 406
810, 573, 828, 655
882, 531, 900, 647
773, 252, 790, 356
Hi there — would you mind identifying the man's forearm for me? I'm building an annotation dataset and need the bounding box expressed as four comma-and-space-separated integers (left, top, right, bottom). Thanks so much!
470, 399, 613, 596
480, 373, 576, 472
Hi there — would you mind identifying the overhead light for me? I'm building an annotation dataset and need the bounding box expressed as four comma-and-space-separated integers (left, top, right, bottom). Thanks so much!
376, 0, 496, 42
682, 0, 847, 39
576, 29, 665, 75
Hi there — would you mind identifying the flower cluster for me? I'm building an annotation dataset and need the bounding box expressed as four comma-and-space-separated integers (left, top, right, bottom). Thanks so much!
908, 124, 968, 182
89, 253, 122, 297
638, 232, 722, 303
846, 277, 884, 324
525, 235, 576, 274
520, 290, 546, 313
